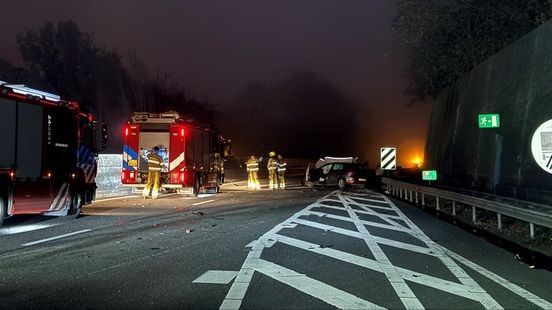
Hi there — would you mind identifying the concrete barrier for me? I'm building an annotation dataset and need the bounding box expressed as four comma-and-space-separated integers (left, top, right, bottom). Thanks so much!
96, 154, 132, 198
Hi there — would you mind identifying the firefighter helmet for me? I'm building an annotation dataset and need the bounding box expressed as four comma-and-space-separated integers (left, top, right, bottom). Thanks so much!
269, 151, 276, 157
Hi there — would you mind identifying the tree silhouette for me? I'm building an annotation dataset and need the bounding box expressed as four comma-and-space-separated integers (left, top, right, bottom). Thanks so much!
394, 0, 552, 103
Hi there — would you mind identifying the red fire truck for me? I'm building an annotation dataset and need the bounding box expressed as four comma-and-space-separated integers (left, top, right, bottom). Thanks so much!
121, 112, 231, 196
0, 81, 105, 227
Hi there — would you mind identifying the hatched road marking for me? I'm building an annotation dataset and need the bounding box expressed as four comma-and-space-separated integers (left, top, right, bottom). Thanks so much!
211, 190, 552, 309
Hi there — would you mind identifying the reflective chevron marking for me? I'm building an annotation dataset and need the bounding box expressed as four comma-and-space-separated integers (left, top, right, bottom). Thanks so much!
381, 147, 396, 170
212, 190, 552, 310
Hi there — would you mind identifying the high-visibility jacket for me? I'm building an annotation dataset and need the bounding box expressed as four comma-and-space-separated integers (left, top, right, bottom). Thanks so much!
147, 152, 163, 172
246, 158, 260, 172
267, 158, 278, 171
277, 160, 287, 173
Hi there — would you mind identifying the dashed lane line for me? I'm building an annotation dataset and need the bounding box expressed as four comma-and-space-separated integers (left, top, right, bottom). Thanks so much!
192, 199, 216, 206
22, 229, 92, 247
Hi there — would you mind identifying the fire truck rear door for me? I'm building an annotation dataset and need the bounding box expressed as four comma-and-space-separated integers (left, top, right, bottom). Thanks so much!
169, 124, 185, 183
11, 101, 51, 213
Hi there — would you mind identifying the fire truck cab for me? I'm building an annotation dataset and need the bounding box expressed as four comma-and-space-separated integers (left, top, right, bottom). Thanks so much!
121, 112, 231, 196
0, 81, 104, 227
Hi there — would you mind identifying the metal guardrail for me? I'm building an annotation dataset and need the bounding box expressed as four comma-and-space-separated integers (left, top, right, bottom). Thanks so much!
382, 177, 552, 239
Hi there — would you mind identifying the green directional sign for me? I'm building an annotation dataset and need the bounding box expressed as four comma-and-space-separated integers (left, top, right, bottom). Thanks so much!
422, 170, 437, 181
478, 114, 500, 128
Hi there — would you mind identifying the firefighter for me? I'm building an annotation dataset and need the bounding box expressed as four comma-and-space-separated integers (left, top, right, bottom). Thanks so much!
246, 155, 261, 190
213, 153, 225, 184
142, 146, 163, 199
267, 151, 278, 190
277, 154, 287, 189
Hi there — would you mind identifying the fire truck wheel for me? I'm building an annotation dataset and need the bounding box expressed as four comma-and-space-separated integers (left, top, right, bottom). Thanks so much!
0, 197, 5, 228
68, 192, 83, 219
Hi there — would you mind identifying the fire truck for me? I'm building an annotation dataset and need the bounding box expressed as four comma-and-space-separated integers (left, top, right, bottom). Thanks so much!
0, 81, 105, 227
121, 112, 231, 196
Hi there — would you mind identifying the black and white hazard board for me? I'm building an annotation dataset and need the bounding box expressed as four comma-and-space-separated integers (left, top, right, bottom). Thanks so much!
531, 119, 552, 174
380, 147, 396, 170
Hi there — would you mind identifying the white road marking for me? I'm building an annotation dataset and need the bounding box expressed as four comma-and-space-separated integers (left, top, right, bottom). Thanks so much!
192, 199, 216, 206
94, 195, 139, 202
216, 190, 551, 309
445, 249, 552, 309
253, 258, 385, 309
273, 234, 490, 302
0, 223, 58, 235
193, 270, 238, 284
22, 229, 92, 247
336, 193, 424, 309
306, 210, 410, 233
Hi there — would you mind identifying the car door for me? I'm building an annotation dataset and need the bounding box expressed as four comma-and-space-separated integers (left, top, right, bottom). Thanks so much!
316, 164, 333, 185
326, 163, 344, 185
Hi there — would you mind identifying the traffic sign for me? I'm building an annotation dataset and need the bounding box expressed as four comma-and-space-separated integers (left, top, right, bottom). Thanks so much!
531, 119, 552, 174
478, 114, 500, 128
380, 147, 396, 170
422, 170, 437, 181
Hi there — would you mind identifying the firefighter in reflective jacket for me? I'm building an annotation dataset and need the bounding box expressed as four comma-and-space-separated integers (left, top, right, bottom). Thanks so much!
142, 146, 163, 199
277, 154, 287, 189
246, 155, 261, 190
213, 153, 225, 183
267, 151, 278, 190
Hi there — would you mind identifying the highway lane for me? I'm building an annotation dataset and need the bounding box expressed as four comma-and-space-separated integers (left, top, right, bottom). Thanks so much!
0, 184, 551, 309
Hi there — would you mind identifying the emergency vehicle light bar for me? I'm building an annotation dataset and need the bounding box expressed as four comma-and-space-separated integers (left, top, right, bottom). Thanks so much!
132, 112, 180, 123
2, 83, 61, 102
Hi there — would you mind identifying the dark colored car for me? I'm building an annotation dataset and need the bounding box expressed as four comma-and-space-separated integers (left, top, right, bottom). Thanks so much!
305, 162, 369, 190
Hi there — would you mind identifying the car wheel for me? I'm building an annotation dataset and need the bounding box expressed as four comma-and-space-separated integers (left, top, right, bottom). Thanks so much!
337, 178, 346, 190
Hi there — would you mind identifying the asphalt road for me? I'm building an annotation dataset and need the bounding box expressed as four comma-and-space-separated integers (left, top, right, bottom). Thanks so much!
0, 179, 551, 309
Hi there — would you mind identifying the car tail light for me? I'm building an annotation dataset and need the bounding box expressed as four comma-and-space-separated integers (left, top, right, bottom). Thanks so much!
346, 171, 355, 184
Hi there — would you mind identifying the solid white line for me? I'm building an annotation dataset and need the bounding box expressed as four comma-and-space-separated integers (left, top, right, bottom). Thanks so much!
445, 249, 552, 309
379, 195, 503, 309
337, 192, 424, 309
22, 229, 92, 247
274, 234, 488, 302
254, 258, 385, 309
193, 270, 239, 284
293, 218, 436, 256
317, 203, 403, 220
306, 210, 412, 233
192, 199, 216, 206
220, 192, 337, 310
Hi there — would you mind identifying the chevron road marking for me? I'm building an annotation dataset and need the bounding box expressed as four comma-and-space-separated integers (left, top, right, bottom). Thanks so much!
209, 190, 552, 309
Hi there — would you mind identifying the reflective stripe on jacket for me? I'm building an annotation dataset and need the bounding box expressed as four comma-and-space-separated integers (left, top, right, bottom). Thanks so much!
277, 161, 287, 173
246, 159, 259, 172
267, 158, 278, 171
147, 153, 163, 171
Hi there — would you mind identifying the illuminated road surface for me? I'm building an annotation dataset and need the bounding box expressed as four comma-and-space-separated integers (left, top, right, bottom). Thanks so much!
0, 183, 550, 309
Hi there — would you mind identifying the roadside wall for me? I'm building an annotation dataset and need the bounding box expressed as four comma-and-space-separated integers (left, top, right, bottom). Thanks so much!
425, 19, 552, 204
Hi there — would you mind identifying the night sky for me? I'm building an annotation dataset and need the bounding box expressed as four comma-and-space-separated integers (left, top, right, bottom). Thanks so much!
0, 0, 431, 167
